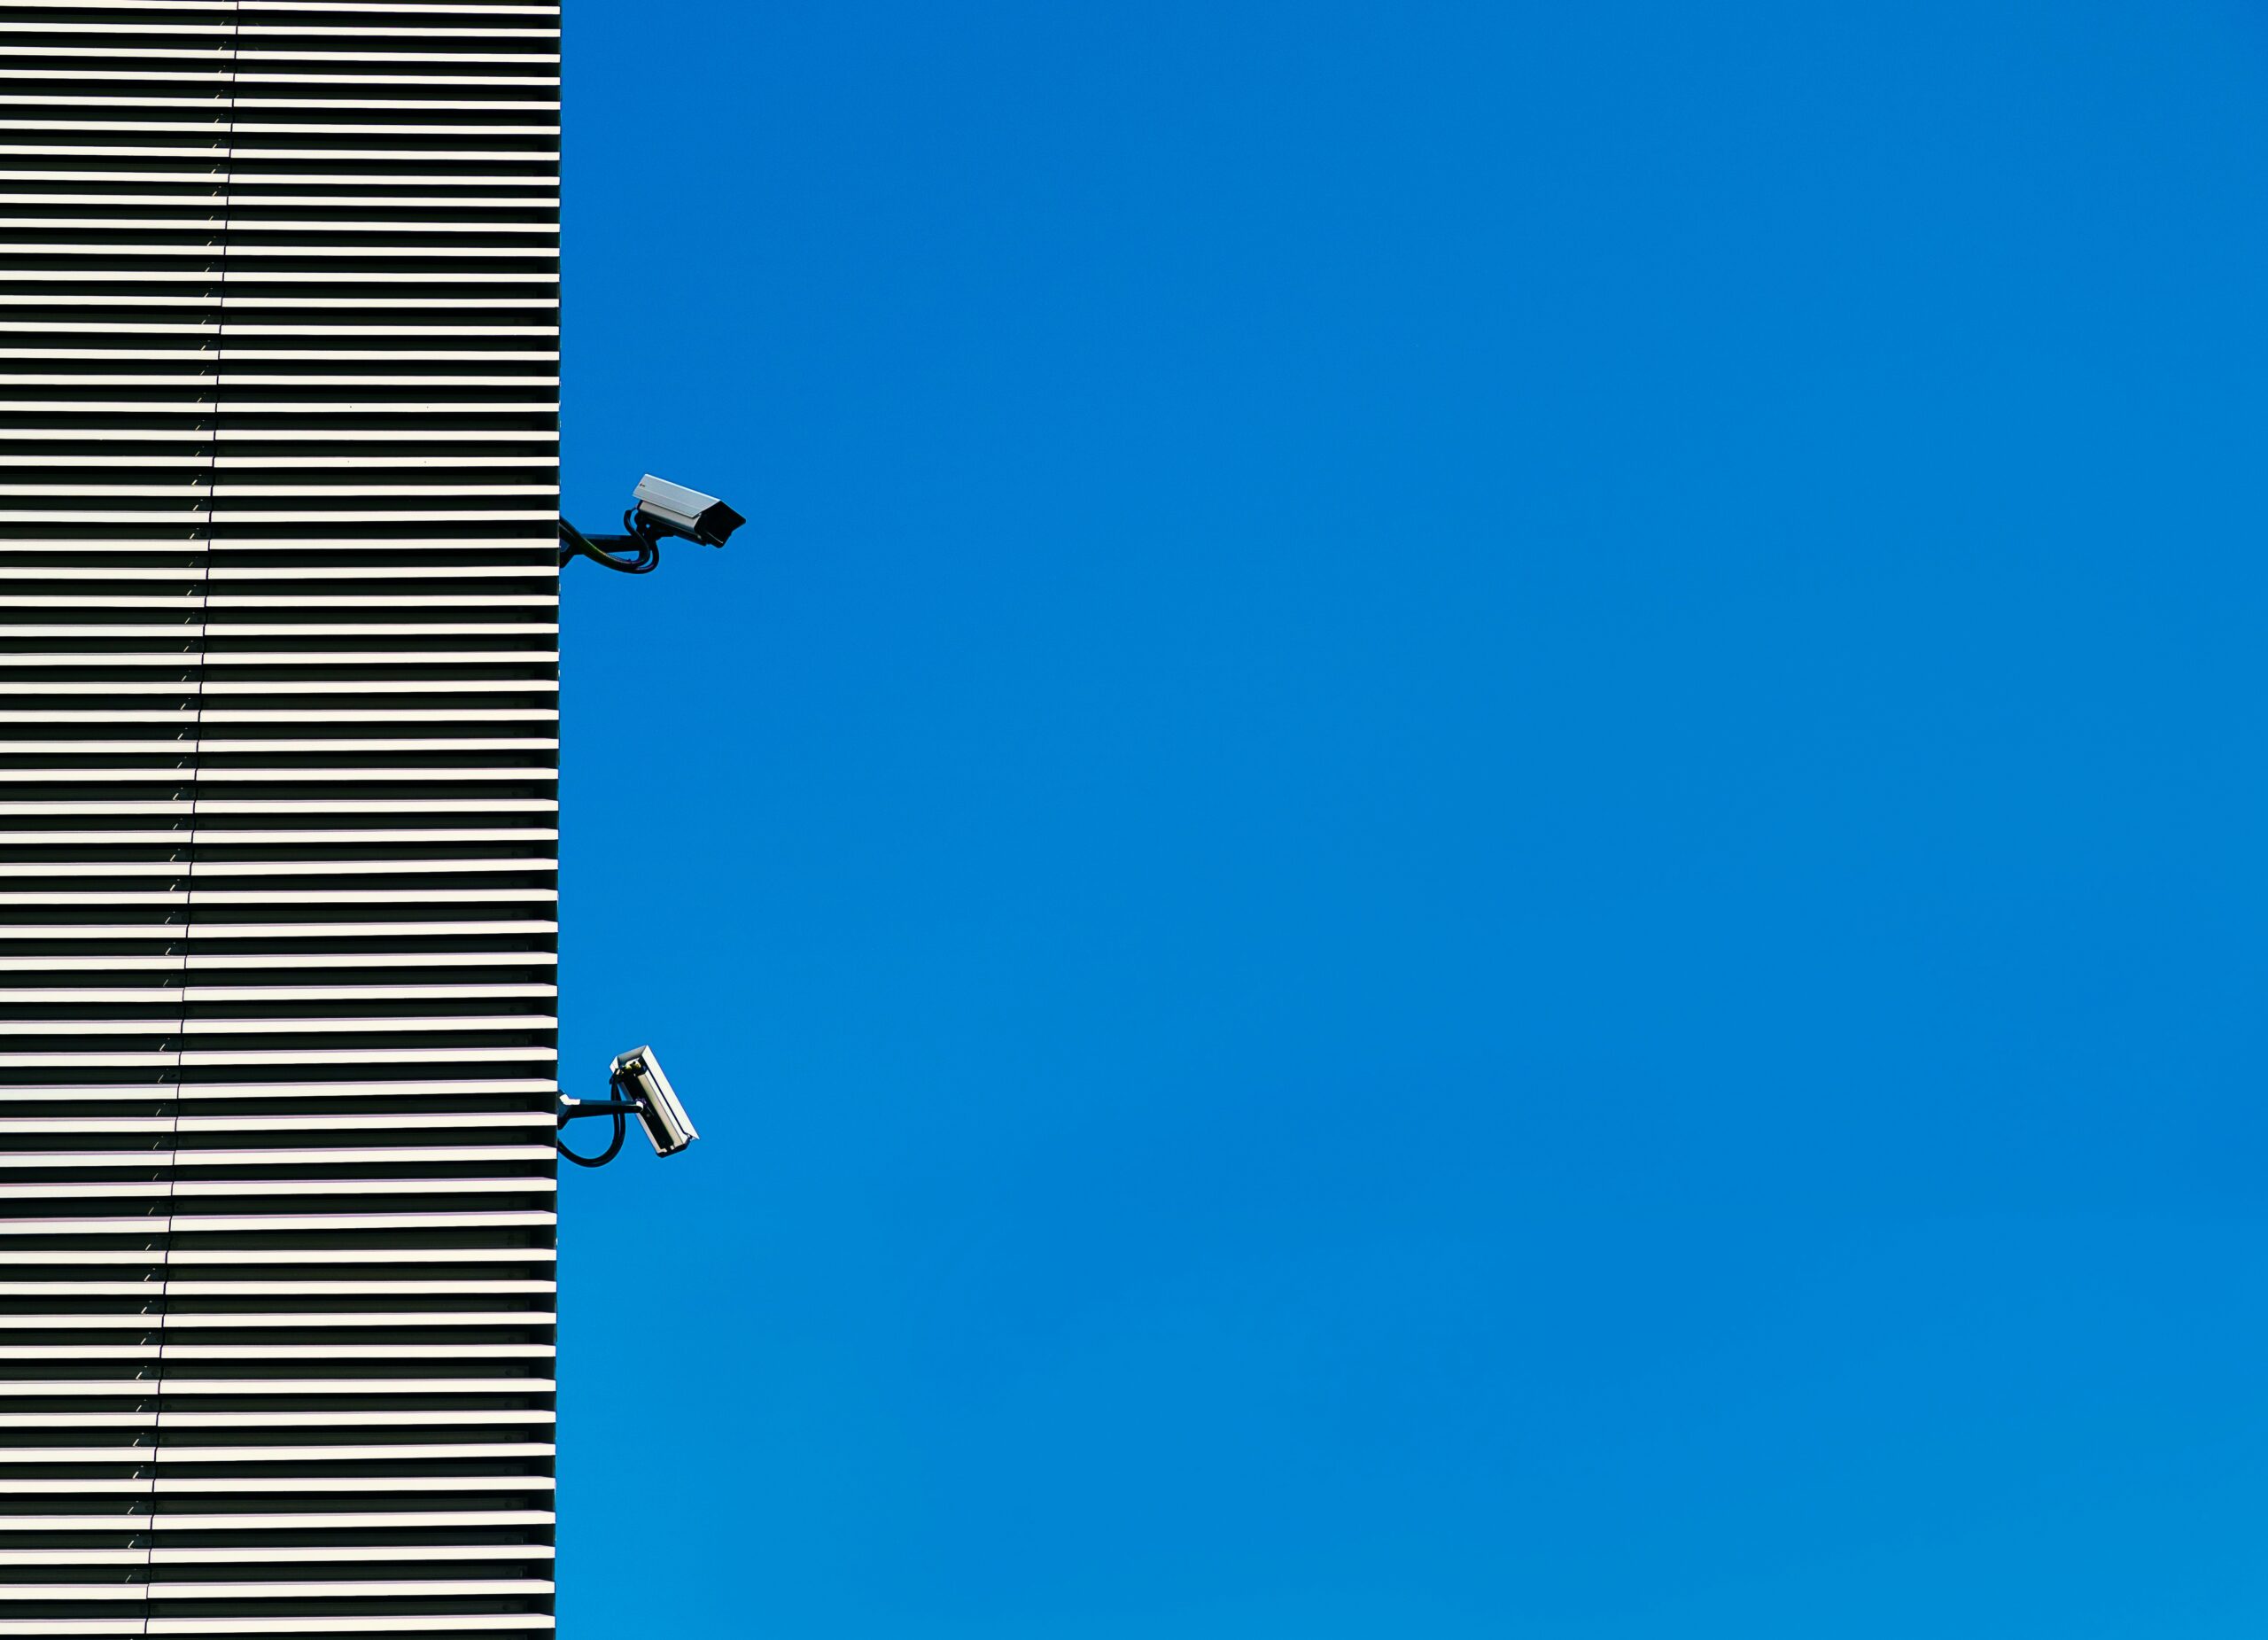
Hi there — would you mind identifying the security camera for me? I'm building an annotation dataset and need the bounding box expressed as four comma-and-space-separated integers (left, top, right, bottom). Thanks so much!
555, 1045, 700, 1166
557, 472, 746, 573
632, 475, 745, 549
610, 1045, 698, 1156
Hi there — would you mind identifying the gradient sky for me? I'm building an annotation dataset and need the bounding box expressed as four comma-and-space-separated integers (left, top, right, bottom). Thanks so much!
555, 4, 2268, 1634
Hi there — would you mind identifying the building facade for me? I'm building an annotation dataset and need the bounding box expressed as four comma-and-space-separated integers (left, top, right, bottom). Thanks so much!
0, 2, 562, 1634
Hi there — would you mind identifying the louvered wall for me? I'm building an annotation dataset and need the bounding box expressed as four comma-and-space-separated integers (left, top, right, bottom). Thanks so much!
0, 1, 562, 1635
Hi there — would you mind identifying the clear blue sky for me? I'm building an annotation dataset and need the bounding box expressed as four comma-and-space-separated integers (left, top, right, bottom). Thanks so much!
556, 4, 2268, 1634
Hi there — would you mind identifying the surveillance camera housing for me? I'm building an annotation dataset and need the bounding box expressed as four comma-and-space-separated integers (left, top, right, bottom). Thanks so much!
610, 1045, 698, 1156
633, 473, 744, 548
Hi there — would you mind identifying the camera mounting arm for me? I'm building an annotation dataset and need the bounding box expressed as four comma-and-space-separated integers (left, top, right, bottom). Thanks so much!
555, 1093, 642, 1168
557, 511, 663, 575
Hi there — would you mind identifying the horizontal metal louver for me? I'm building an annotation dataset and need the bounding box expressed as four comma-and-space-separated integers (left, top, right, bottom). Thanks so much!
0, 0, 562, 1634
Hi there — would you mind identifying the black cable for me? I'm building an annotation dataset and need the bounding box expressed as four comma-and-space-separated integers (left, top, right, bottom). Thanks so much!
558, 1108, 628, 1168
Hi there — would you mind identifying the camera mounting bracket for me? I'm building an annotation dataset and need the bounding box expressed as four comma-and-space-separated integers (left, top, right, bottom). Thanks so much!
555, 1083, 645, 1169
557, 510, 664, 575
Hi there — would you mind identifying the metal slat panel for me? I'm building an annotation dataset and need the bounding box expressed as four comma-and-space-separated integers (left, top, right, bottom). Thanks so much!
0, 4, 560, 1634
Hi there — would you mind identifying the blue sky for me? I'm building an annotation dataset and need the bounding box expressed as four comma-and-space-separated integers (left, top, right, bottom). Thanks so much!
555, 4, 2268, 1634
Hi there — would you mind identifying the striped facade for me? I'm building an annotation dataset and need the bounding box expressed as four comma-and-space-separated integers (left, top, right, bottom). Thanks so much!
0, 2, 563, 1636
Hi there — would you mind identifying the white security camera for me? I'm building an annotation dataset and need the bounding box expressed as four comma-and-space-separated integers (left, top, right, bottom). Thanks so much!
558, 472, 746, 573
610, 1045, 698, 1156
632, 474, 744, 548
556, 1045, 700, 1165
